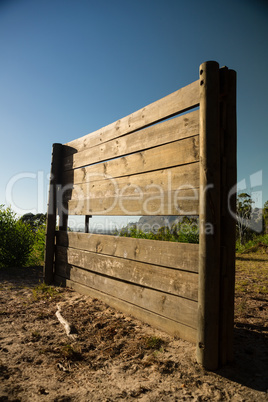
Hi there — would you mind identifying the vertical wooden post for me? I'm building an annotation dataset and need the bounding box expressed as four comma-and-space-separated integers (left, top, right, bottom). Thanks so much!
225, 69, 237, 364
58, 210, 68, 232
197, 61, 221, 370
58, 196, 68, 232
85, 215, 92, 233
44, 143, 62, 284
219, 68, 237, 365
58, 145, 69, 232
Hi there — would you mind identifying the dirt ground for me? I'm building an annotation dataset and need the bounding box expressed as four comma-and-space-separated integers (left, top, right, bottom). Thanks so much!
0, 254, 267, 401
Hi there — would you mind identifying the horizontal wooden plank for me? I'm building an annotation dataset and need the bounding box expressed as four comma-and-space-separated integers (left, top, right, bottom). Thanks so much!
64, 135, 199, 177
55, 263, 198, 329
65, 162, 199, 204
54, 275, 197, 343
62, 137, 199, 187
65, 164, 199, 210
64, 80, 199, 155
63, 110, 199, 170
57, 231, 199, 273
56, 246, 198, 300
67, 187, 199, 216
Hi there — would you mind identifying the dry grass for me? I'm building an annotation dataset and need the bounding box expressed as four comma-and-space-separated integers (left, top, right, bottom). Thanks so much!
235, 251, 268, 333
235, 252, 268, 295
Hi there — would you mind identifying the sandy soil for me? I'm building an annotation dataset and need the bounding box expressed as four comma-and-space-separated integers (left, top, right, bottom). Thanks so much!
0, 261, 267, 402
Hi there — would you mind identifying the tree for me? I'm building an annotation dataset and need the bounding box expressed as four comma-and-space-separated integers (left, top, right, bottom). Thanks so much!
20, 212, 46, 232
236, 193, 254, 245
0, 205, 34, 267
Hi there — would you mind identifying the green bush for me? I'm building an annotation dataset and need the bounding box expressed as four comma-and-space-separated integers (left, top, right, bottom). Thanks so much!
19, 212, 47, 266
0, 205, 35, 268
117, 219, 199, 244
28, 224, 46, 266
236, 233, 268, 253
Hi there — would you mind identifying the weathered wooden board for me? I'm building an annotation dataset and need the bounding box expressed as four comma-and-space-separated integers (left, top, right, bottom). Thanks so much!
62, 138, 199, 187
54, 275, 197, 343
56, 231, 199, 272
55, 263, 198, 329
67, 187, 199, 216
63, 110, 199, 170
56, 245, 198, 300
64, 136, 200, 215
66, 164, 199, 203
63, 135, 199, 175
65, 164, 199, 211
63, 81, 199, 156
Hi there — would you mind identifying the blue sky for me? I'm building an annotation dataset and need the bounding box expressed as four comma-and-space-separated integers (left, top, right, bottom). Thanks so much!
0, 0, 267, 227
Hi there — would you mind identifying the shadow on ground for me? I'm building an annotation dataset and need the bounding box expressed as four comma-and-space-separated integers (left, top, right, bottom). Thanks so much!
218, 325, 268, 392
0, 266, 43, 288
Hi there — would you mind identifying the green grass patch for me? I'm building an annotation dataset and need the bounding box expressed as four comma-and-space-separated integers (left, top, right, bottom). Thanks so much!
32, 282, 61, 300
144, 336, 164, 351
59, 344, 83, 361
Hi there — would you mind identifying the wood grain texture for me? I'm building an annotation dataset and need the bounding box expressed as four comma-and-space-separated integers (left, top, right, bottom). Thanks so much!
197, 61, 221, 370
56, 245, 198, 300
62, 136, 199, 187
63, 136, 200, 216
63, 81, 199, 156
55, 263, 198, 329
63, 111, 199, 170
56, 231, 199, 272
54, 275, 197, 343
65, 164, 199, 203
67, 187, 199, 216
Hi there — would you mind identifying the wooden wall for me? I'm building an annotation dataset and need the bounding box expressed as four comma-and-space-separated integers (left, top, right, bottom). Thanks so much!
44, 61, 236, 370
55, 232, 199, 343
61, 82, 200, 217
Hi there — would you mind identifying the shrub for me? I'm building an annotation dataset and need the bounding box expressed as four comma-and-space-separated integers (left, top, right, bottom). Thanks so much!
236, 233, 268, 253
28, 224, 46, 266
117, 218, 199, 244
0, 205, 35, 267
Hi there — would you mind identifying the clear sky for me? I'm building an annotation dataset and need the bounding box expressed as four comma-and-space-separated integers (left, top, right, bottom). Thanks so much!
0, 0, 267, 228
